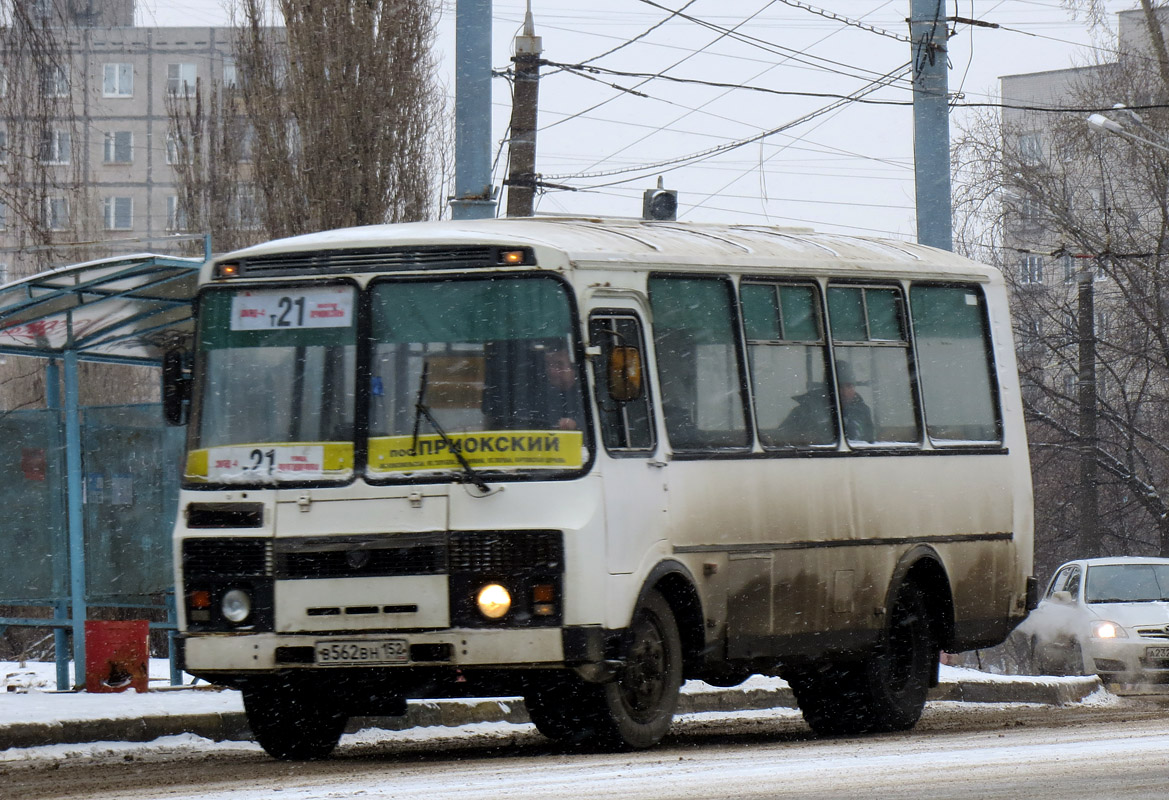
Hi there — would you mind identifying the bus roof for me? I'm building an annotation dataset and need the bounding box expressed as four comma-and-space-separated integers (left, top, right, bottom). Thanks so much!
212, 217, 1000, 281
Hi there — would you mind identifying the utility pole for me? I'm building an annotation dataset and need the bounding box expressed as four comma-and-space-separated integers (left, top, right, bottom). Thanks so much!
1076, 254, 1100, 556
909, 0, 953, 251
505, 3, 542, 217
451, 0, 497, 220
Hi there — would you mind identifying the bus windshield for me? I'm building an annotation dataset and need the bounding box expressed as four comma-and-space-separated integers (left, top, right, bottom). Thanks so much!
186, 284, 357, 484
366, 275, 588, 479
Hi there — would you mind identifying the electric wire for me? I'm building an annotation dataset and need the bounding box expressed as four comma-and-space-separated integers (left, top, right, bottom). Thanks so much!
542, 63, 910, 184
772, 0, 911, 43
541, 0, 784, 133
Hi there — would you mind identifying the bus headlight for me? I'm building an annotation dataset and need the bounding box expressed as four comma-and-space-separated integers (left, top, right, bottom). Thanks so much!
477, 584, 511, 619
221, 589, 252, 624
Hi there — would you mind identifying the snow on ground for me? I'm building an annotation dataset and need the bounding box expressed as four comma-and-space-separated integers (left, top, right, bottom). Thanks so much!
0, 658, 1113, 767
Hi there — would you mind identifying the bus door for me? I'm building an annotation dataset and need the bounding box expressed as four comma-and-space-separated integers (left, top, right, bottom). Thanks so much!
587, 307, 667, 575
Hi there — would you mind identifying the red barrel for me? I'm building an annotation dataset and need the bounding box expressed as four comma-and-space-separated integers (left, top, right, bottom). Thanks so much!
84, 620, 149, 693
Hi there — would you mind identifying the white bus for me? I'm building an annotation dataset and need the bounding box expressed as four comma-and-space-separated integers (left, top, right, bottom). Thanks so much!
168, 218, 1035, 759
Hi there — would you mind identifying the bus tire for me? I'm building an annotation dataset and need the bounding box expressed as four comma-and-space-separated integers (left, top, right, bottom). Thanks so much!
243, 682, 348, 760
792, 582, 935, 736
864, 582, 936, 732
594, 589, 683, 749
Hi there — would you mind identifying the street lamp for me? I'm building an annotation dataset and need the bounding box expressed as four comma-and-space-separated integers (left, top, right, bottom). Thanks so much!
1087, 112, 1169, 154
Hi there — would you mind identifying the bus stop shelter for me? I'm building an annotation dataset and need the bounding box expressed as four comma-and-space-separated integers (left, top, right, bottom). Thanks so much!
0, 253, 202, 689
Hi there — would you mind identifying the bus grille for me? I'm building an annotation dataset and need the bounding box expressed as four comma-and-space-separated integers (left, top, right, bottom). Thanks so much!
277, 540, 448, 579
235, 246, 499, 277
449, 530, 563, 573
182, 538, 273, 577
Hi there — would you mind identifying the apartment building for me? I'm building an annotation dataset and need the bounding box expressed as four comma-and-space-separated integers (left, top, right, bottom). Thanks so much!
0, 2, 240, 282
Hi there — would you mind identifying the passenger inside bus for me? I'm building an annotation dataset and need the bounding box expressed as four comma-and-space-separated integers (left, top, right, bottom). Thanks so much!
836, 361, 874, 442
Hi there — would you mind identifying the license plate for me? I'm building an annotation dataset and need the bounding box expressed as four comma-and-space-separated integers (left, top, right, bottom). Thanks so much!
314, 639, 409, 666
1147, 646, 1169, 659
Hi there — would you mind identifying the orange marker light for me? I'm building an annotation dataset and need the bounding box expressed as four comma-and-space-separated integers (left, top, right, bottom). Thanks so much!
190, 590, 212, 609
500, 250, 525, 265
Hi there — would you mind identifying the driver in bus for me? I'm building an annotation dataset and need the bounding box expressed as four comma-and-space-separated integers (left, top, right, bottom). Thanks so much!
538, 344, 584, 431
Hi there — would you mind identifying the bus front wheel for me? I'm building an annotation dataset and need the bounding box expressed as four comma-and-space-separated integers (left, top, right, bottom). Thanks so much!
242, 681, 348, 760
594, 589, 684, 749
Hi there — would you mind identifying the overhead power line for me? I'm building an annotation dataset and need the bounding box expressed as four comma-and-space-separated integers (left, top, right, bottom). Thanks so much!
773, 0, 912, 43
542, 63, 912, 183
546, 61, 1169, 115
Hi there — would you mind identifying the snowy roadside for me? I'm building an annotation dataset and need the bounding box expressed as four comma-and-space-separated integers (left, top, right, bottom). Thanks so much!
0, 658, 1112, 763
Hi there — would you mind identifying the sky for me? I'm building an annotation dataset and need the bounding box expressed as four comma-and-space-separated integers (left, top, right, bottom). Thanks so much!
131, 0, 1140, 241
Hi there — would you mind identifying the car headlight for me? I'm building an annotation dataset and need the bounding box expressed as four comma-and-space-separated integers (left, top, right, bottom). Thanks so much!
1091, 620, 1127, 639
221, 588, 252, 624
477, 583, 511, 619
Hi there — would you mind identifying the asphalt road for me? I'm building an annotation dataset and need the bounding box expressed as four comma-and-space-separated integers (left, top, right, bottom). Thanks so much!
6, 697, 1169, 800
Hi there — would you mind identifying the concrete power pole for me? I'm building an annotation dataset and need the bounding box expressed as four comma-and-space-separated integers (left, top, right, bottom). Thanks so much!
909, 0, 953, 251
451, 0, 497, 220
1077, 256, 1101, 556
506, 4, 542, 217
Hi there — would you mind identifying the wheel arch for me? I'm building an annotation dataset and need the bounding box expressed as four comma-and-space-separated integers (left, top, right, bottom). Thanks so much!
636, 559, 706, 678
887, 545, 955, 652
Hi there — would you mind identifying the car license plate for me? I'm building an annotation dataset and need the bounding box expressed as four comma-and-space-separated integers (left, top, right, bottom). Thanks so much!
314, 639, 409, 666
1147, 646, 1169, 660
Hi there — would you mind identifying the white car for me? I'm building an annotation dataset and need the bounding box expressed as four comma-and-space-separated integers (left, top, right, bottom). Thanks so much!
1018, 557, 1169, 684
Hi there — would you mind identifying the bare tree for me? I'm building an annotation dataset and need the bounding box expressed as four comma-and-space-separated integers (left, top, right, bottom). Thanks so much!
166, 78, 251, 254
168, 0, 444, 248
953, 14, 1169, 573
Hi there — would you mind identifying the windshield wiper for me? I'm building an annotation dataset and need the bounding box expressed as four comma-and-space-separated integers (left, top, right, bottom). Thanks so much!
409, 363, 492, 494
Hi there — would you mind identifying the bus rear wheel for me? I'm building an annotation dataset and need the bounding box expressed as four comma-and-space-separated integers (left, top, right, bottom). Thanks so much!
242, 681, 348, 760
792, 582, 936, 736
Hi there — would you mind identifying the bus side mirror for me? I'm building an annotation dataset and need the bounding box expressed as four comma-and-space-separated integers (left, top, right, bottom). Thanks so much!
607, 345, 643, 402
162, 348, 191, 426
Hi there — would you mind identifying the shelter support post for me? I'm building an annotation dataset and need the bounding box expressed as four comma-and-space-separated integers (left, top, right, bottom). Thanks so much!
46, 359, 71, 691
63, 350, 87, 688
167, 591, 182, 685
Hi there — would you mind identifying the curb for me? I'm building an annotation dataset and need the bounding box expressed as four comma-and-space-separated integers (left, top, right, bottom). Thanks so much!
0, 676, 1103, 751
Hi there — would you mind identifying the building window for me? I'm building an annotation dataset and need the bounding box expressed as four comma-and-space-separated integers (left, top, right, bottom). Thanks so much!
166, 195, 187, 231
104, 196, 133, 230
0, 262, 7, 285
1020, 255, 1044, 285
234, 184, 260, 228
1020, 197, 1041, 225
44, 197, 69, 230
103, 63, 133, 97
167, 63, 197, 96
39, 129, 71, 164
239, 123, 255, 162
0, 202, 6, 231
103, 131, 133, 164
1019, 133, 1043, 165
40, 65, 68, 97
222, 57, 238, 88
0, 128, 7, 164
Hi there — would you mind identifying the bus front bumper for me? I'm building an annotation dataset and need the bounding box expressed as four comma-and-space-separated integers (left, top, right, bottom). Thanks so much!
181, 627, 585, 673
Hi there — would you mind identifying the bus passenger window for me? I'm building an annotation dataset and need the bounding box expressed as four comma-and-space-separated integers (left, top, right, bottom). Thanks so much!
909, 286, 1001, 443
741, 282, 834, 447
827, 286, 920, 445
648, 276, 750, 451
589, 314, 655, 452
